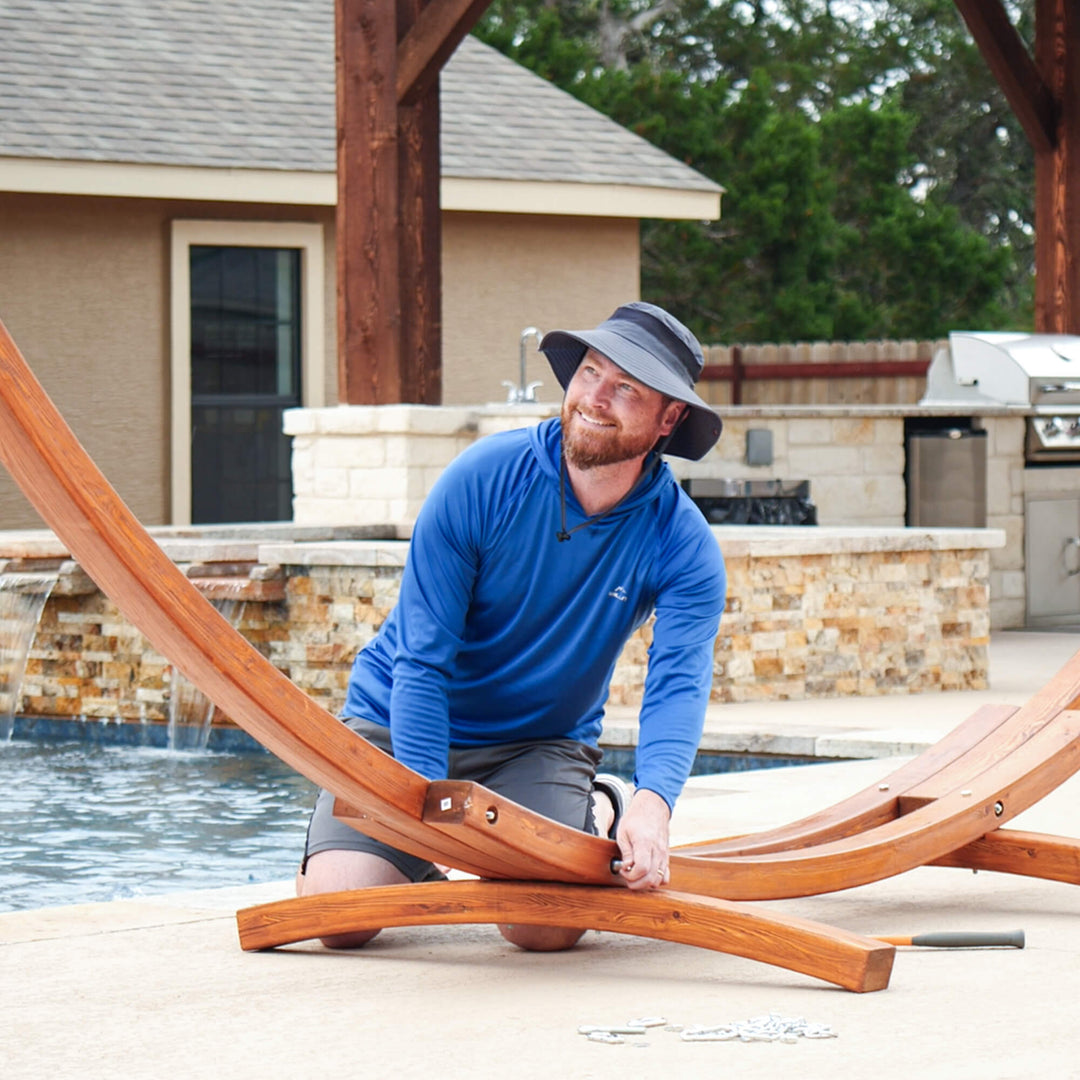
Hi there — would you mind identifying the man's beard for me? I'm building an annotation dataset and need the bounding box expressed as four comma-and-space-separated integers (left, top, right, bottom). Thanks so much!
561, 401, 659, 469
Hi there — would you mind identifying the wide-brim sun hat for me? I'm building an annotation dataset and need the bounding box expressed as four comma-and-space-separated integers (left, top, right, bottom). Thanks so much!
539, 301, 722, 460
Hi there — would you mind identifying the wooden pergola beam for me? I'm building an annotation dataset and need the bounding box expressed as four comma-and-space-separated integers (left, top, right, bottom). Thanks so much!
336, 0, 492, 406
335, 2, 401, 405
337, 0, 1080, 402
953, 0, 1057, 154
397, 0, 495, 105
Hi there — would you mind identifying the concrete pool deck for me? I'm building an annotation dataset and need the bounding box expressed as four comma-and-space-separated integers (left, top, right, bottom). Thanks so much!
3, 630, 1080, 1079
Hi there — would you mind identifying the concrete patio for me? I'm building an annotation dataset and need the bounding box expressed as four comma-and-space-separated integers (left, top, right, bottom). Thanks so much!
3, 630, 1080, 1079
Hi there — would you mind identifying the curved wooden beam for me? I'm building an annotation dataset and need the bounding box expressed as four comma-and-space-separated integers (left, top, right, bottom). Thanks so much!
677, 703, 1019, 858
665, 710, 1080, 900
0, 315, 617, 885
409, 709, 1080, 900
2, 311, 1078, 971
933, 828, 1080, 884
236, 879, 895, 993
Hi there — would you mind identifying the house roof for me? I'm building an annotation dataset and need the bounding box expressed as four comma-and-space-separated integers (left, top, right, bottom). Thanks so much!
0, 0, 720, 218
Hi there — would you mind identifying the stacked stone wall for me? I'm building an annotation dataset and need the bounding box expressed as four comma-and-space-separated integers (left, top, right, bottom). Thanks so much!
714, 547, 990, 703
15, 531, 995, 731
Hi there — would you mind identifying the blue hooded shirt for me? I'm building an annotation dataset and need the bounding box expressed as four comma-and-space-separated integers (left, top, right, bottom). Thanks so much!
342, 416, 726, 809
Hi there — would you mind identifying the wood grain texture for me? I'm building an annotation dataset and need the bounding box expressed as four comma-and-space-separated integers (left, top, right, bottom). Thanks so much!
668, 711, 1080, 900
0, 316, 594, 882
678, 703, 1019, 857
932, 828, 1080, 883
3, 310, 1080, 992
236, 879, 895, 992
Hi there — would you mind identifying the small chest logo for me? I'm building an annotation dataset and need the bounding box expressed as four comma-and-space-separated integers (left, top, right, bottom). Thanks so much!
608, 585, 628, 602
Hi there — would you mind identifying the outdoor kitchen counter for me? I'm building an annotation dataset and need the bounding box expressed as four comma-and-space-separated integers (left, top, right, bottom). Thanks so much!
246, 523, 1004, 567
705, 524, 1004, 702
0, 522, 1003, 565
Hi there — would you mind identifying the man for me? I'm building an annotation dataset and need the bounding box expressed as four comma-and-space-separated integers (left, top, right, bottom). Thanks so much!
298, 301, 726, 951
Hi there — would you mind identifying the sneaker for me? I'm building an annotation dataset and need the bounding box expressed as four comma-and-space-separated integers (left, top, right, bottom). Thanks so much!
592, 772, 632, 839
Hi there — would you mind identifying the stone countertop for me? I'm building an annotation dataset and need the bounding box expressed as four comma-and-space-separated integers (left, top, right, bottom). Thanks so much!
0, 523, 1005, 566
0, 528, 68, 558
252, 525, 1004, 567
712, 524, 1005, 556
287, 401, 1034, 429
256, 539, 411, 568
0, 525, 412, 562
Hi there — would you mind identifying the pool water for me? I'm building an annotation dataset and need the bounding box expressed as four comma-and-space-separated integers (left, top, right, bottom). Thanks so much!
1, 739, 317, 912
1, 735, 829, 914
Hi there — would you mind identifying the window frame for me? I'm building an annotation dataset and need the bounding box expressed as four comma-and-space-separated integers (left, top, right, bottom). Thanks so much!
169, 220, 326, 525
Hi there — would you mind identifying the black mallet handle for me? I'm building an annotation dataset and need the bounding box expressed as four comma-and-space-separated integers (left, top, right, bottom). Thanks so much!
877, 930, 1025, 949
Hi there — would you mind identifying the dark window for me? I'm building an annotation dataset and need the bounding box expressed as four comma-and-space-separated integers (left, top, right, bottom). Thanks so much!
189, 246, 301, 523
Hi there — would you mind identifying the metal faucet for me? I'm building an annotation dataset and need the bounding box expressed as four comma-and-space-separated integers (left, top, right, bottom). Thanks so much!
502, 326, 543, 404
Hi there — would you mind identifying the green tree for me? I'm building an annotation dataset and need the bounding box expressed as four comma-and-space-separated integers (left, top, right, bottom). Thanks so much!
822, 101, 1013, 338
628, 70, 841, 341
890, 0, 1035, 316
474, 0, 1030, 341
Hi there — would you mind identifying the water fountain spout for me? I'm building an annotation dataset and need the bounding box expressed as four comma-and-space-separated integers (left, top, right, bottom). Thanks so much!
502, 326, 544, 404
0, 568, 58, 743
166, 597, 247, 752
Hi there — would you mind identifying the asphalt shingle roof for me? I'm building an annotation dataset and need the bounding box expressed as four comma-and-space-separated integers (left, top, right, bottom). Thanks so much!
0, 0, 719, 193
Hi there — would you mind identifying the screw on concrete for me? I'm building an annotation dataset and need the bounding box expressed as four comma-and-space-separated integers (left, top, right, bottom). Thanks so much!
578, 1013, 838, 1045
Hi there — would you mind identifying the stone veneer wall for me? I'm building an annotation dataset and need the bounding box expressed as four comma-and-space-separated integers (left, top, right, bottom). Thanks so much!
714, 533, 994, 702
11, 527, 1000, 732
23, 578, 287, 724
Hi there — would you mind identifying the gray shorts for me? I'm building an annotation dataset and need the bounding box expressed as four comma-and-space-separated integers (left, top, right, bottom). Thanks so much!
302, 717, 604, 882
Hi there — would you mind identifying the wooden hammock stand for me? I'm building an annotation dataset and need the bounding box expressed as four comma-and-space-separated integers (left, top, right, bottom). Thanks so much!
2, 315, 1079, 993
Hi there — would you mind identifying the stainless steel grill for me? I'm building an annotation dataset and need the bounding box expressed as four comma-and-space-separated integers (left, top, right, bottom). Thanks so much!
923, 332, 1080, 462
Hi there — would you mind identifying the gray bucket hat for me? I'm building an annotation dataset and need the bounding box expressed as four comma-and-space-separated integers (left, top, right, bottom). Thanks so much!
539, 301, 722, 460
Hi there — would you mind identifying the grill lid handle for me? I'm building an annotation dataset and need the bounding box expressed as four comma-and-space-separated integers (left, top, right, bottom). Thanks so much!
1065, 537, 1080, 578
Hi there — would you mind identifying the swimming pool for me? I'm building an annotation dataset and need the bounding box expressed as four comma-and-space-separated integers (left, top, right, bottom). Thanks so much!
1, 739, 316, 912
1, 731, 830, 913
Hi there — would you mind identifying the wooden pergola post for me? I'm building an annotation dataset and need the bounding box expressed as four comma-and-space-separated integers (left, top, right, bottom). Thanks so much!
1033, 0, 1080, 333
335, 0, 491, 405
334, 0, 1080, 403
953, 0, 1080, 333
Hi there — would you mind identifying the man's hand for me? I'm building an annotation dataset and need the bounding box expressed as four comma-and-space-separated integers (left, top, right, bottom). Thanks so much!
614, 788, 671, 891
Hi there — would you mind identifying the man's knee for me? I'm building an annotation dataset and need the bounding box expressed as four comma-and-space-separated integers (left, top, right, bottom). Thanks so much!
497, 923, 586, 952
296, 849, 410, 949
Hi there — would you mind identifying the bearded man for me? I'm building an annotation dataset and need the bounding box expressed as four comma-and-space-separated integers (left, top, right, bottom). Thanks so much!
297, 301, 726, 951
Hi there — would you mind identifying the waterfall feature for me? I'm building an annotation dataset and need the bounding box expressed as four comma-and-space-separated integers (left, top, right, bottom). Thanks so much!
165, 597, 247, 751
0, 570, 58, 742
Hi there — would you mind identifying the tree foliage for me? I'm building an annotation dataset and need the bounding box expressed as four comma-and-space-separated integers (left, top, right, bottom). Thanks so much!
474, 0, 1033, 342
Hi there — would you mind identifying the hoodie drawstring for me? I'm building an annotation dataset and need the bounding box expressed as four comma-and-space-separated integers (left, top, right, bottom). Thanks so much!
557, 451, 658, 542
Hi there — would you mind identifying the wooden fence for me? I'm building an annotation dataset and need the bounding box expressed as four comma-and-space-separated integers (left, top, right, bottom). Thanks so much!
698, 339, 945, 407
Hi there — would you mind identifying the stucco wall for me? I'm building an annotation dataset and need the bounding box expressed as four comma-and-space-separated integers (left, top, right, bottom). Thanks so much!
440, 211, 639, 406
0, 192, 336, 529
0, 192, 168, 528
0, 194, 639, 527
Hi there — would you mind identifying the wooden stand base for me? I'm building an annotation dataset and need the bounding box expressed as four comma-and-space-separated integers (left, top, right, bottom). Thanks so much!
237, 879, 895, 993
